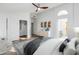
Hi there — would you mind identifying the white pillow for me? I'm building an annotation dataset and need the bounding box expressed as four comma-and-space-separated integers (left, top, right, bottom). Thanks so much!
64, 38, 76, 55
76, 44, 79, 55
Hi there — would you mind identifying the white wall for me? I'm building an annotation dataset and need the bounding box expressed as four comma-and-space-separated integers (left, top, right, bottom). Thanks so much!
34, 4, 75, 39
0, 12, 31, 43
0, 14, 6, 38
8, 12, 31, 42
74, 4, 79, 27
0, 12, 10, 40
33, 9, 55, 37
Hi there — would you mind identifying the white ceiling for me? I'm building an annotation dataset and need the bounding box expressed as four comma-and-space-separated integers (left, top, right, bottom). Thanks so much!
0, 3, 62, 13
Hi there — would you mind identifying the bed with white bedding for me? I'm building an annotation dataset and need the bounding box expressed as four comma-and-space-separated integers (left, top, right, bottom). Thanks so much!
13, 37, 79, 55
33, 37, 66, 55
23, 37, 67, 55
13, 37, 65, 55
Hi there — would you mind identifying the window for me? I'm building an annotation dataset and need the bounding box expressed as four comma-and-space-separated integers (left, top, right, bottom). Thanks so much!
57, 10, 68, 16
57, 18, 68, 37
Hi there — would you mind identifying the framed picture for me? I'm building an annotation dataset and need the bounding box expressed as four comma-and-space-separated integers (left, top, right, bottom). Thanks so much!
48, 21, 51, 27
41, 22, 43, 27
44, 21, 47, 27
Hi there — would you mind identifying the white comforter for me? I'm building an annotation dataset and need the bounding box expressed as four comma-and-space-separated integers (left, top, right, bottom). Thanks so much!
33, 37, 66, 55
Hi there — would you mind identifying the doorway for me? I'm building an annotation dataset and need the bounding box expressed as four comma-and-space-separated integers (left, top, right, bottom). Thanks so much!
19, 20, 27, 39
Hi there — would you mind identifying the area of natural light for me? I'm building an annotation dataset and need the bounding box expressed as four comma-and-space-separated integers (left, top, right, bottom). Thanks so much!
57, 18, 68, 38
57, 10, 68, 16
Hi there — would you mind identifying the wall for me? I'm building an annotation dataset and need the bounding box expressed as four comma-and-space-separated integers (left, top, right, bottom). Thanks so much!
8, 12, 31, 42
33, 9, 55, 37
0, 12, 31, 43
34, 3, 74, 39
74, 4, 79, 27
0, 13, 7, 39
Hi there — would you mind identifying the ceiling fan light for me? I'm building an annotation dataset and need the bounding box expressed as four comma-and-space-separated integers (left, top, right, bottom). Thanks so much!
38, 8, 41, 10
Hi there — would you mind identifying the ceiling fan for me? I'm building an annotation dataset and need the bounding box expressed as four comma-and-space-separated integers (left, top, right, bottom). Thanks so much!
32, 3, 48, 12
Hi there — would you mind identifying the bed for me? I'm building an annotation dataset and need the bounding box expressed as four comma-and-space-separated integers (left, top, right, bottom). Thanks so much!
14, 37, 79, 55
13, 37, 67, 55
24, 37, 79, 55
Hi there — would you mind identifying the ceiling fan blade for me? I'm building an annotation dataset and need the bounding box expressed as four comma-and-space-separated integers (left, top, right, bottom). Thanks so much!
32, 3, 48, 12
32, 3, 39, 8
36, 9, 38, 12
36, 8, 38, 12
40, 7, 48, 9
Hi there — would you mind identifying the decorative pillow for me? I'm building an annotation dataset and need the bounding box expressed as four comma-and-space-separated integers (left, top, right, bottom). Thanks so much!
59, 38, 70, 53
63, 38, 76, 55
59, 43, 67, 52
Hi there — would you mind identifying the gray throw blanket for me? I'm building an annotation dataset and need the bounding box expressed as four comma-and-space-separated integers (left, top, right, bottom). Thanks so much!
24, 37, 51, 55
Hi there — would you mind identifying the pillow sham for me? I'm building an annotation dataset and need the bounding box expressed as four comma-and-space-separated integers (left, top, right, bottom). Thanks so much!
59, 38, 70, 53
63, 38, 76, 55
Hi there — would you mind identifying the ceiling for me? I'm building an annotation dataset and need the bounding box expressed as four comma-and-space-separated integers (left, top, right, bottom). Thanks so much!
0, 3, 62, 13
